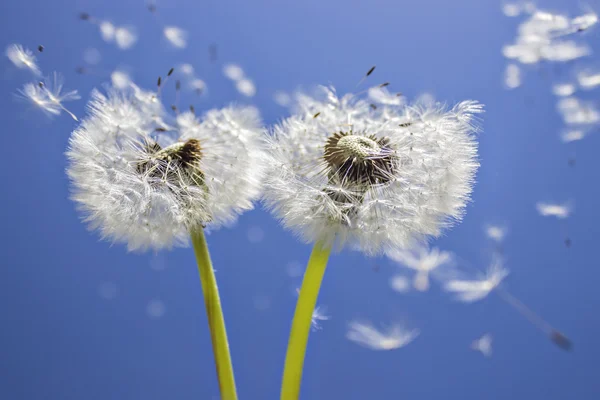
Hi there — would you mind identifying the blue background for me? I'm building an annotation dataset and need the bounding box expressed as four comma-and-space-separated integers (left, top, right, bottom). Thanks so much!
1, 0, 599, 399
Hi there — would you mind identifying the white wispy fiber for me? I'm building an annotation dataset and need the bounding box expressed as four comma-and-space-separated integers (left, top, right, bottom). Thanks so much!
502, 10, 593, 65
485, 224, 507, 242
111, 70, 132, 89
223, 63, 245, 81
262, 86, 483, 255
98, 22, 137, 50
577, 69, 600, 90
346, 321, 419, 350
556, 97, 600, 125
6, 44, 41, 75
536, 202, 572, 218
67, 85, 265, 251
552, 83, 576, 97
560, 129, 588, 143
471, 333, 493, 357
368, 87, 404, 105
164, 26, 188, 48
443, 257, 509, 303
387, 246, 453, 291
236, 78, 256, 97
18, 72, 80, 120
504, 64, 522, 89
311, 306, 329, 331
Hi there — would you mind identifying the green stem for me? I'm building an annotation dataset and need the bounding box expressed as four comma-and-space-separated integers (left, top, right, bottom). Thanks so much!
190, 227, 238, 400
280, 242, 332, 400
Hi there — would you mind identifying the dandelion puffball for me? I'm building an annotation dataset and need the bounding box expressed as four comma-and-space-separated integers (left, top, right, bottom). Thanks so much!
346, 321, 419, 350
67, 85, 265, 251
6, 44, 41, 76
262, 86, 483, 255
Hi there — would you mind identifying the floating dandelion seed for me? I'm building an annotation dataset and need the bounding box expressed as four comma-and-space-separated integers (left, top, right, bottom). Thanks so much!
471, 333, 493, 357
236, 78, 256, 97
179, 63, 194, 76
114, 26, 138, 50
189, 79, 206, 95
111, 70, 132, 89
223, 63, 245, 81
146, 299, 166, 319
67, 86, 265, 251
560, 129, 588, 143
577, 69, 600, 90
536, 202, 572, 218
552, 83, 576, 97
18, 72, 80, 120
388, 247, 453, 291
37, 45, 44, 52
368, 86, 404, 105
504, 64, 522, 89
6, 44, 41, 76
273, 91, 291, 107
389, 275, 411, 293
346, 321, 419, 350
164, 26, 188, 48
502, 2, 522, 17
311, 306, 329, 331
485, 224, 507, 242
443, 257, 509, 303
99, 21, 116, 41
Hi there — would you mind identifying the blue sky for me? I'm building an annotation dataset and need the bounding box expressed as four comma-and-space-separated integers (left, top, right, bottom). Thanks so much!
1, 0, 600, 399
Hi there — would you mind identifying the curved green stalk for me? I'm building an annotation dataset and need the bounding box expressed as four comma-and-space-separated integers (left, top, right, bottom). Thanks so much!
190, 227, 238, 400
281, 242, 332, 400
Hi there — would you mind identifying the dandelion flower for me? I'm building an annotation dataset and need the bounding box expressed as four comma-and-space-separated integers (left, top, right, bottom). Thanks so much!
6, 44, 41, 75
536, 202, 572, 218
164, 26, 188, 48
443, 257, 508, 303
67, 84, 265, 399
263, 86, 482, 255
67, 86, 265, 251
274, 85, 482, 398
471, 333, 493, 357
346, 321, 419, 351
388, 246, 453, 291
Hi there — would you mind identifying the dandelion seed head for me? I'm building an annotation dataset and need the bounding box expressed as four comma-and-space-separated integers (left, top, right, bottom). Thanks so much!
262, 86, 483, 255
6, 44, 41, 75
67, 86, 265, 251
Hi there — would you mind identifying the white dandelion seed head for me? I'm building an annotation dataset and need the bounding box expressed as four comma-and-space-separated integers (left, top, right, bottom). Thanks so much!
223, 63, 245, 81
164, 26, 188, 48
443, 257, 509, 303
262, 86, 482, 255
536, 202, 572, 218
66, 86, 265, 251
6, 43, 41, 76
471, 333, 493, 357
346, 321, 419, 350
236, 78, 256, 97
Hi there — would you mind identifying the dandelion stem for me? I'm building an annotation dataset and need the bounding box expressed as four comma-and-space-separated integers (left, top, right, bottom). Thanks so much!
281, 242, 332, 400
190, 227, 238, 400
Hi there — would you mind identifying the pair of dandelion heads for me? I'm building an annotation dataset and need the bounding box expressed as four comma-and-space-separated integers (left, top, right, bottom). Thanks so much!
262, 75, 484, 398
6, 44, 80, 121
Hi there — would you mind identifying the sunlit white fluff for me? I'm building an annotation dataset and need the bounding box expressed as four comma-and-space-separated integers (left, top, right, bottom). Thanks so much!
443, 257, 509, 303
552, 83, 576, 97
560, 129, 587, 143
368, 87, 404, 105
6, 44, 41, 76
223, 63, 245, 81
577, 69, 600, 90
236, 78, 256, 97
485, 224, 507, 242
471, 333, 493, 357
556, 97, 600, 125
387, 246, 453, 291
111, 70, 132, 89
389, 275, 411, 293
99, 21, 116, 41
67, 85, 265, 251
262, 86, 483, 255
311, 306, 329, 331
504, 64, 522, 89
18, 72, 80, 120
346, 321, 419, 350
114, 26, 138, 50
164, 26, 188, 48
536, 202, 572, 218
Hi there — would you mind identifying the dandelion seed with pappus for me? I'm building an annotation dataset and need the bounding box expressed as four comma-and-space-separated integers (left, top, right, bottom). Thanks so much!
262, 85, 484, 399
